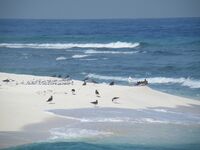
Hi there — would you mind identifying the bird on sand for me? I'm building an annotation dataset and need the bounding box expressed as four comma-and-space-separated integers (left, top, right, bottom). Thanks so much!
95, 90, 100, 97
109, 81, 115, 86
112, 97, 119, 102
82, 81, 87, 86
46, 95, 53, 102
90, 100, 98, 106
71, 89, 76, 95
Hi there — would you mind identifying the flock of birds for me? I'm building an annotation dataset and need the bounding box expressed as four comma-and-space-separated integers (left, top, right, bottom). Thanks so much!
46, 80, 120, 106
2, 74, 147, 107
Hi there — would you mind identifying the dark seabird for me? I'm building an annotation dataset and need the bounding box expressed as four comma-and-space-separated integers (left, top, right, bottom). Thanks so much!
112, 97, 119, 102
136, 79, 148, 86
82, 81, 87, 86
109, 81, 115, 86
90, 100, 98, 105
71, 89, 76, 95
95, 90, 100, 97
3, 79, 10, 82
46, 95, 53, 102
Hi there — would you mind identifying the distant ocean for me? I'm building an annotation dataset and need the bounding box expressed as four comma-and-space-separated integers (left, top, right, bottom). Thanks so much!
0, 18, 200, 150
0, 18, 200, 100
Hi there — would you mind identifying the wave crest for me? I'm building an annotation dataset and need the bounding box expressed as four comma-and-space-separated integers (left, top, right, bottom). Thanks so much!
56, 56, 67, 61
87, 73, 200, 88
85, 49, 138, 54
49, 128, 112, 140
0, 41, 140, 49
72, 55, 89, 58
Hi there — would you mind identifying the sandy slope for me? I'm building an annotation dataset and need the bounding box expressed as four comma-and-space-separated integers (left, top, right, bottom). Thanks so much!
0, 72, 199, 131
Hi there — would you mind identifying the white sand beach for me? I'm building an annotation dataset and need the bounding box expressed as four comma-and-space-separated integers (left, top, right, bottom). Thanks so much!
0, 72, 200, 133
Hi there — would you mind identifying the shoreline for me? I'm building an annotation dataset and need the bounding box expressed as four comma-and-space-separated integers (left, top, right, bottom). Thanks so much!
1, 72, 200, 131
1, 72, 200, 148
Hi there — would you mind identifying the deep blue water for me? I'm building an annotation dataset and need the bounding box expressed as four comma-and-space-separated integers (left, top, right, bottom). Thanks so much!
0, 18, 200, 100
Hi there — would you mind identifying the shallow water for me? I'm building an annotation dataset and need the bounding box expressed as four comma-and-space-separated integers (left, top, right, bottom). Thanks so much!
1, 107, 200, 149
47, 107, 200, 144
3, 142, 200, 150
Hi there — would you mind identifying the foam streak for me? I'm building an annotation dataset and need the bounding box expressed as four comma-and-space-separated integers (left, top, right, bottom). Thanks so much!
0, 41, 140, 49
87, 73, 200, 88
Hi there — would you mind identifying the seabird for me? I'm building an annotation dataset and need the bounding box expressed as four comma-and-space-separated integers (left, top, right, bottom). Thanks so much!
109, 81, 114, 86
112, 97, 119, 102
90, 100, 98, 106
95, 90, 100, 97
136, 79, 148, 86
46, 95, 53, 102
71, 89, 76, 95
82, 81, 87, 86
3, 79, 10, 82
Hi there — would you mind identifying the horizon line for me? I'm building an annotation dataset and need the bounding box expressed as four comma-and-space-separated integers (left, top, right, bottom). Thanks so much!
0, 16, 199, 20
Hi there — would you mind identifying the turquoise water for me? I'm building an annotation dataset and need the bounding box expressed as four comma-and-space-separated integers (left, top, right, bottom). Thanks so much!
3, 107, 200, 150
4, 142, 200, 150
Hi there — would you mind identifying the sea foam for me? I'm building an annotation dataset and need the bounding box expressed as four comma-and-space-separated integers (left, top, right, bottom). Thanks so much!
49, 127, 112, 140
87, 73, 200, 88
72, 55, 89, 58
0, 41, 140, 49
85, 49, 139, 54
56, 56, 67, 61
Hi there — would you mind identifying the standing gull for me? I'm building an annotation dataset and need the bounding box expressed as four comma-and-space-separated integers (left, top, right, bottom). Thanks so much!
46, 95, 53, 103
109, 81, 115, 86
112, 97, 119, 102
71, 89, 76, 95
90, 100, 98, 106
95, 90, 100, 97
82, 81, 87, 86
112, 97, 120, 104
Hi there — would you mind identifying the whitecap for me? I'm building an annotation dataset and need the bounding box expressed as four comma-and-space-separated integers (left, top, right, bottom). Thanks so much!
72, 55, 89, 58
86, 73, 200, 89
0, 41, 140, 49
140, 118, 170, 124
56, 56, 67, 61
85, 49, 138, 54
79, 117, 130, 123
49, 127, 112, 140
153, 109, 168, 113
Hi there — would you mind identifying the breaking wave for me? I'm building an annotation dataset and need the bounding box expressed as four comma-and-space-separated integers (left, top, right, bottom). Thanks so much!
0, 41, 140, 49
85, 49, 139, 54
87, 73, 200, 88
49, 127, 112, 140
56, 56, 67, 61
72, 55, 89, 58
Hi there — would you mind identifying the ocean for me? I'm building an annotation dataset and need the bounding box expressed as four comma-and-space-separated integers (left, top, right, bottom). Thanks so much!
0, 18, 200, 99
0, 18, 200, 150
